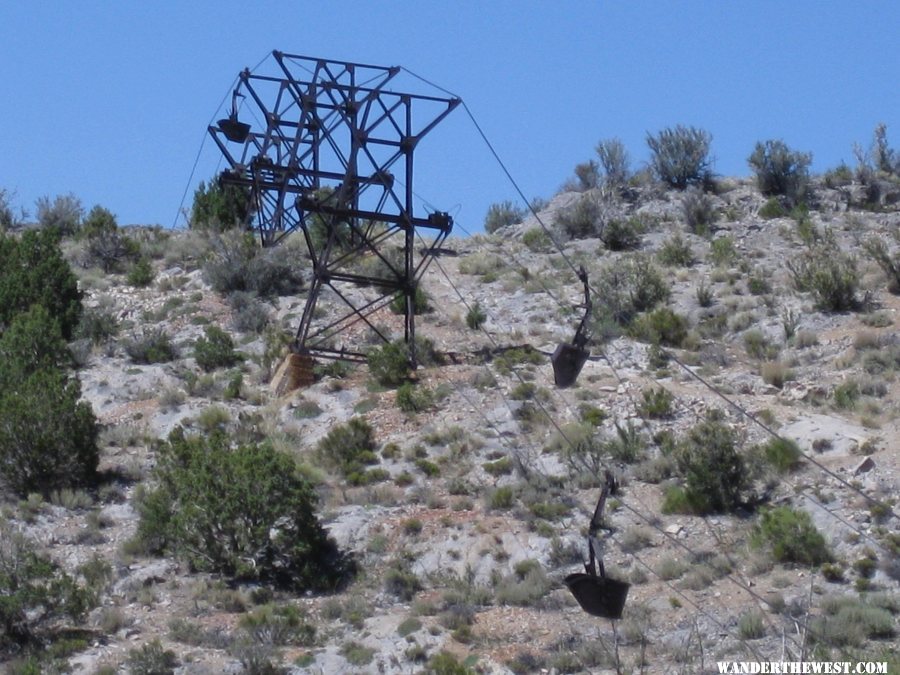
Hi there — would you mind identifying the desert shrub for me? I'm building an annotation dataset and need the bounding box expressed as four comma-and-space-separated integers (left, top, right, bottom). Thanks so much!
737, 611, 766, 640
743, 329, 772, 360
124, 328, 177, 364
593, 254, 670, 327
390, 286, 430, 315
396, 383, 433, 414
35, 193, 83, 235
760, 360, 791, 389
787, 233, 859, 312
522, 227, 551, 252
203, 230, 304, 297
748, 140, 812, 203
495, 560, 551, 607
0, 368, 98, 497
646, 125, 713, 189
872, 122, 899, 175
81, 206, 139, 273
682, 186, 716, 234
194, 325, 239, 372
708, 235, 737, 266
811, 596, 896, 649
0, 228, 83, 339
484, 200, 525, 234
190, 176, 252, 231
600, 218, 641, 251
126, 257, 155, 287
0, 188, 20, 230
126, 639, 179, 675
465, 302, 486, 330
758, 197, 788, 220
0, 519, 96, 653
595, 137, 631, 188
630, 307, 689, 347
863, 236, 900, 294
657, 232, 694, 266
227, 291, 271, 334
384, 558, 422, 600
367, 341, 410, 387
573, 160, 602, 191
239, 603, 316, 646
556, 192, 604, 239
761, 437, 802, 473
639, 387, 674, 419
135, 428, 350, 590
316, 417, 380, 482
670, 415, 748, 514
750, 505, 831, 566
0, 305, 73, 385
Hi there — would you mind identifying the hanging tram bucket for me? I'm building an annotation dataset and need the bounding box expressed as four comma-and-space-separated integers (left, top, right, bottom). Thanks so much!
564, 573, 630, 620
218, 117, 251, 143
551, 343, 590, 388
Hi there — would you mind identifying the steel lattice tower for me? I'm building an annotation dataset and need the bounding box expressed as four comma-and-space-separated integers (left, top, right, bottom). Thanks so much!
209, 51, 459, 367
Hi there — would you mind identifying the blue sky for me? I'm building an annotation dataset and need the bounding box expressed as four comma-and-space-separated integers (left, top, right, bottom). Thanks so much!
2, 2, 898, 232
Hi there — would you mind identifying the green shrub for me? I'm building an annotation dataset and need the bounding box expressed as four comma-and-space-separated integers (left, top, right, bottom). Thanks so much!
0, 305, 73, 385
595, 138, 631, 188
135, 428, 350, 590
367, 341, 410, 387
646, 125, 713, 189
126, 257, 155, 287
484, 200, 525, 234
0, 519, 96, 651
81, 206, 140, 273
35, 193, 83, 235
194, 325, 239, 372
0, 369, 98, 497
190, 176, 252, 231
75, 302, 119, 345
737, 611, 766, 639
390, 285, 430, 315
522, 228, 551, 252
657, 233, 694, 267
671, 415, 749, 514
203, 229, 305, 297
466, 302, 486, 330
573, 160, 601, 191
787, 234, 859, 312
750, 505, 831, 566
682, 186, 717, 234
600, 218, 642, 252
863, 235, 900, 294
762, 437, 802, 473
748, 140, 812, 203
708, 235, 737, 266
594, 254, 670, 327
0, 228, 83, 340
758, 197, 788, 219
316, 417, 380, 480
639, 387, 674, 419
630, 307, 689, 347
556, 193, 604, 239
396, 382, 433, 414
495, 561, 551, 607
125, 328, 177, 364
126, 639, 179, 675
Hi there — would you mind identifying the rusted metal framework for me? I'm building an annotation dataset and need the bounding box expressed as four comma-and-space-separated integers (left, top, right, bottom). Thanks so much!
209, 51, 459, 365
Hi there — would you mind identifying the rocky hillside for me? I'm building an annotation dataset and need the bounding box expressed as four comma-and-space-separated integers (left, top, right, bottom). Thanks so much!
2, 169, 899, 674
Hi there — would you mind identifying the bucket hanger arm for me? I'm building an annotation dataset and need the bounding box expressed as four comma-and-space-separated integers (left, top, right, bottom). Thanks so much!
572, 266, 592, 350
585, 470, 617, 577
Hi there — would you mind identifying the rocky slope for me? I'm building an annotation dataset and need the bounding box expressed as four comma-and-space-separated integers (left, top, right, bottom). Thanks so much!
4, 175, 900, 674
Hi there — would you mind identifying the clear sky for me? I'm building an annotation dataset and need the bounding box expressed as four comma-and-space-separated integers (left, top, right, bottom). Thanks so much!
2, 1, 898, 232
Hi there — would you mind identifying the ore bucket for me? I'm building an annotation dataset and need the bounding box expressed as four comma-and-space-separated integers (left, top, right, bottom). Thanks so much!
551, 343, 589, 388
564, 574, 630, 620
